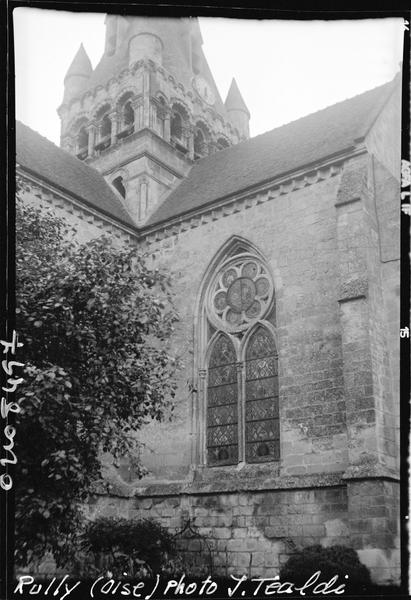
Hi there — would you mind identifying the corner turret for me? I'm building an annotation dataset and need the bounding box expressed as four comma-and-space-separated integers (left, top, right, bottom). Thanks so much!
225, 78, 250, 140
63, 44, 92, 104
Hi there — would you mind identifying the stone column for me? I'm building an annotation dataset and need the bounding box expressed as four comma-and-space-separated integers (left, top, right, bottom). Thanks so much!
142, 69, 151, 129
236, 361, 245, 462
109, 111, 118, 146
164, 109, 171, 142
186, 125, 194, 159
86, 123, 96, 157
131, 99, 142, 132
198, 369, 207, 466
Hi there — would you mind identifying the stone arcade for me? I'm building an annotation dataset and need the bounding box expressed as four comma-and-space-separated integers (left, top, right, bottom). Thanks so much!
16, 15, 401, 584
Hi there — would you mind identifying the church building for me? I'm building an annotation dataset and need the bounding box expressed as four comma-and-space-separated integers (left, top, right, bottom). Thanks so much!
16, 14, 401, 584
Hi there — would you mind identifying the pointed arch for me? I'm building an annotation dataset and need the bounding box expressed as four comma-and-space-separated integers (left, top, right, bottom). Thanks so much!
193, 235, 279, 467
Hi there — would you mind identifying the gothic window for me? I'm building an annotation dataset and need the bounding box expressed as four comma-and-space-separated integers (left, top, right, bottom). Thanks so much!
207, 335, 238, 466
200, 244, 279, 467
112, 176, 126, 199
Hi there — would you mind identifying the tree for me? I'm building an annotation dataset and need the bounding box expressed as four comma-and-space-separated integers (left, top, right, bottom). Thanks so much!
15, 186, 179, 567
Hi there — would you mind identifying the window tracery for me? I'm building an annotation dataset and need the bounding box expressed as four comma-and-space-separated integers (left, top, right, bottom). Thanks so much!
207, 254, 273, 333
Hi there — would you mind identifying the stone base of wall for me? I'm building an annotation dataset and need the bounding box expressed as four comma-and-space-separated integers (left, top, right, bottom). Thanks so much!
87, 474, 400, 584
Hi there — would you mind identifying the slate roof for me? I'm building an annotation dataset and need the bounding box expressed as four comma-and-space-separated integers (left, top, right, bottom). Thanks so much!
147, 80, 395, 226
16, 121, 135, 229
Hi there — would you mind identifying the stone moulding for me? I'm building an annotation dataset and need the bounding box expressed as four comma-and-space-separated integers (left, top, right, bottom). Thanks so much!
91, 471, 349, 500
141, 157, 357, 244
92, 466, 400, 501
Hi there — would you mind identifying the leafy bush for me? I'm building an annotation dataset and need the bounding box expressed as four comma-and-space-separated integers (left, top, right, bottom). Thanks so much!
15, 189, 179, 566
77, 517, 176, 577
280, 544, 371, 591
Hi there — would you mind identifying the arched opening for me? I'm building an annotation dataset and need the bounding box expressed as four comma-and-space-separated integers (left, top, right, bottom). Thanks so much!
170, 104, 189, 153
124, 102, 134, 127
170, 111, 183, 141
95, 107, 112, 152
76, 126, 89, 160
112, 176, 126, 199
101, 114, 112, 140
194, 122, 210, 160
206, 334, 238, 466
117, 99, 135, 139
194, 129, 205, 159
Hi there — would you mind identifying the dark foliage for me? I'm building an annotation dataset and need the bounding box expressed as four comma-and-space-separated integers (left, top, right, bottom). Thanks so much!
78, 517, 176, 577
280, 544, 371, 591
15, 185, 179, 567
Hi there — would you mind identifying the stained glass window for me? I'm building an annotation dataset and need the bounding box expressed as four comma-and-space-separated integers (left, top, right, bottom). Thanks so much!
207, 335, 238, 465
245, 326, 279, 462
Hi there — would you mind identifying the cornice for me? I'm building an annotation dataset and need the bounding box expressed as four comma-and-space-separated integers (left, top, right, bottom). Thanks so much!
18, 146, 368, 247
140, 146, 368, 244
90, 128, 192, 179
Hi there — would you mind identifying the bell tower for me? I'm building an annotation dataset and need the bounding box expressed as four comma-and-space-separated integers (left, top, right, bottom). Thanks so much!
57, 16, 250, 226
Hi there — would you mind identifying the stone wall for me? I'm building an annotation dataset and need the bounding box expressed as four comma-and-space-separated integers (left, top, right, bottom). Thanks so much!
88, 473, 400, 584
137, 169, 347, 480
88, 480, 350, 578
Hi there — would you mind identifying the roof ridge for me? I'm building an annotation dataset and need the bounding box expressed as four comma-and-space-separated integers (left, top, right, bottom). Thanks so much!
189, 78, 395, 166
146, 77, 399, 226
248, 78, 395, 144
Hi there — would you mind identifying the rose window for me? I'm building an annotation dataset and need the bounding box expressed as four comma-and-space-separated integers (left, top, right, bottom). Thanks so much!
208, 255, 273, 332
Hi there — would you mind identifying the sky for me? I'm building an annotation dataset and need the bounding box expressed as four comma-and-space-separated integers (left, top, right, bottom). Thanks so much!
13, 8, 405, 144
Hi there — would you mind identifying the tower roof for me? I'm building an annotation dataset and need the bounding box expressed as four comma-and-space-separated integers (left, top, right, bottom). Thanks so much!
225, 78, 250, 116
64, 43, 92, 81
